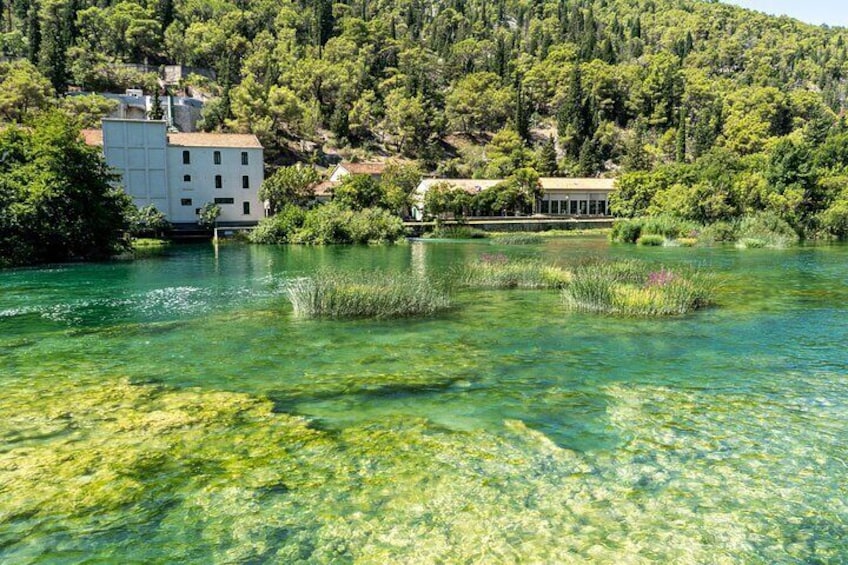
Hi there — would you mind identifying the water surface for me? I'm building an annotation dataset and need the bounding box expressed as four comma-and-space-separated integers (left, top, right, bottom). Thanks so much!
1, 238, 847, 563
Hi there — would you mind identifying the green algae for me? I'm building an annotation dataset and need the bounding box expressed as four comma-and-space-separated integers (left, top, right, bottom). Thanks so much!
3, 376, 847, 563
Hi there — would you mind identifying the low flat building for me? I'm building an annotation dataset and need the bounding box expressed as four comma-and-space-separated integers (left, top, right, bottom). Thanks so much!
413, 177, 615, 219
83, 119, 264, 226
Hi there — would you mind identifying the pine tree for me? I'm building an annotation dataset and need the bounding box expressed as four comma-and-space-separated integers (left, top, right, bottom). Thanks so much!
557, 65, 592, 158
577, 138, 598, 177
38, 0, 68, 93
514, 79, 530, 142
26, 1, 40, 64
536, 135, 558, 176
676, 107, 687, 163
149, 87, 165, 121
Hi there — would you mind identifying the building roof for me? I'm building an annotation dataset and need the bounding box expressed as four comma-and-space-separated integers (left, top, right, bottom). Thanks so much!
313, 180, 337, 197
166, 132, 263, 149
80, 129, 103, 146
336, 162, 386, 176
417, 177, 615, 193
81, 127, 263, 150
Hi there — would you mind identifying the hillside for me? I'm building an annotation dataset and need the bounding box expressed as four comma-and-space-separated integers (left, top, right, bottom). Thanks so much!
2, 0, 848, 236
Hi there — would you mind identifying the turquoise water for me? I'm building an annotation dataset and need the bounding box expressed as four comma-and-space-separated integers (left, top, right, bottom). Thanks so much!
1, 237, 847, 563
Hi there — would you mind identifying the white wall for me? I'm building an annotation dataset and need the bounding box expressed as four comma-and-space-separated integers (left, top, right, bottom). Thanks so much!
102, 119, 264, 224
166, 146, 264, 224
103, 120, 170, 216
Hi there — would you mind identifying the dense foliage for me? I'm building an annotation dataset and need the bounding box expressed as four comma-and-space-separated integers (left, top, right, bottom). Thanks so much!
3, 0, 848, 236
0, 112, 132, 267
250, 202, 406, 244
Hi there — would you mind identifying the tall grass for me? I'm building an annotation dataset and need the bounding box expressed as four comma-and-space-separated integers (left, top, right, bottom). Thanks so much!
490, 233, 544, 245
611, 216, 701, 243
424, 225, 488, 239
562, 260, 714, 316
287, 270, 451, 319
455, 253, 571, 289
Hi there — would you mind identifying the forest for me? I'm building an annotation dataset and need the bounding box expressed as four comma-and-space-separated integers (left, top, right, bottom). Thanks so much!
1, 0, 848, 237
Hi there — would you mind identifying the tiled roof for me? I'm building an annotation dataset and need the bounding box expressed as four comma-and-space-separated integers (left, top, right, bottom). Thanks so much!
81, 129, 103, 146
166, 132, 263, 149
314, 180, 338, 196
338, 162, 386, 175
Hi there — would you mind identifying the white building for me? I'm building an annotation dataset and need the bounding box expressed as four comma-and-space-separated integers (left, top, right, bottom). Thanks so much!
412, 177, 615, 219
83, 119, 264, 225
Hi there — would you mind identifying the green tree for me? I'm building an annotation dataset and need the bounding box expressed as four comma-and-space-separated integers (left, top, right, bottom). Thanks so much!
0, 59, 54, 122
535, 135, 559, 176
259, 165, 320, 213
0, 111, 132, 266
333, 174, 386, 210
197, 202, 221, 229
445, 72, 512, 135
129, 204, 170, 237
59, 94, 117, 128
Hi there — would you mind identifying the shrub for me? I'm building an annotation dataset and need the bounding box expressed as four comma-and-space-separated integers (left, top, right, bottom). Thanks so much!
612, 216, 701, 244
699, 221, 737, 243
735, 212, 799, 248
677, 237, 699, 247
562, 260, 714, 316
129, 205, 170, 238
491, 233, 544, 245
611, 219, 642, 243
637, 234, 665, 246
456, 254, 570, 289
286, 270, 451, 319
249, 204, 306, 244
290, 203, 406, 245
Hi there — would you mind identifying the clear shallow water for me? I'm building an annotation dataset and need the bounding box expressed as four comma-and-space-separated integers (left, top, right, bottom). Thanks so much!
1, 238, 847, 563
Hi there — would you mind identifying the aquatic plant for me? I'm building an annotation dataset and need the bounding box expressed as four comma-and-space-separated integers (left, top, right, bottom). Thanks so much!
611, 216, 701, 244
734, 212, 799, 248
456, 254, 570, 289
132, 238, 169, 248
3, 374, 846, 563
490, 233, 544, 245
636, 234, 664, 246
286, 270, 451, 319
424, 225, 488, 239
562, 260, 714, 316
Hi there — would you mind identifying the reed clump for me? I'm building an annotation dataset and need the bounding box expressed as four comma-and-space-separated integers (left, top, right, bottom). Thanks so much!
457, 253, 571, 289
287, 270, 451, 319
424, 225, 488, 239
490, 233, 544, 245
562, 260, 714, 316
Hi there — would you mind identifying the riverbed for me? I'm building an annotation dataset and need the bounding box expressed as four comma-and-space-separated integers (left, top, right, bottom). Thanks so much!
1, 237, 847, 563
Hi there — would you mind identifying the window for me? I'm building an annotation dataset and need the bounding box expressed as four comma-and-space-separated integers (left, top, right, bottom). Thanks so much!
579, 200, 588, 215
589, 200, 598, 215
241, 152, 248, 166
181, 198, 193, 206
570, 200, 578, 215
549, 200, 558, 215
242, 175, 250, 189
540, 200, 549, 214
213, 151, 221, 165
215, 175, 222, 189
243, 202, 250, 215
598, 201, 607, 215
183, 174, 191, 182
182, 150, 190, 164
214, 197, 234, 204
